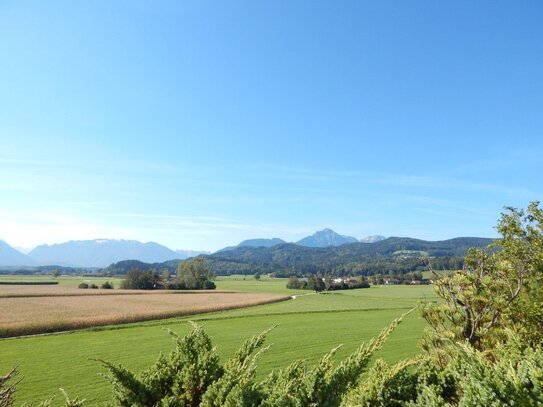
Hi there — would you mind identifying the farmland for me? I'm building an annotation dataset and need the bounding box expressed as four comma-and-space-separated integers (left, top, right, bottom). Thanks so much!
0, 290, 288, 338
0, 276, 438, 405
0, 275, 125, 287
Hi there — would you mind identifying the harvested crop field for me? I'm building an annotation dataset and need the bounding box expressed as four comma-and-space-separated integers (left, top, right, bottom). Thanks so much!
0, 284, 221, 297
0, 291, 289, 337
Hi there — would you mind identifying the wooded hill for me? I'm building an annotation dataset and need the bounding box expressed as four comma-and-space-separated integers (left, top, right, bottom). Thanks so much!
103, 236, 494, 277
205, 236, 494, 276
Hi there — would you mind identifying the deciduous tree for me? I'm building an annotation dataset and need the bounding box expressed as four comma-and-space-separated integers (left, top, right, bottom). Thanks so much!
176, 257, 215, 290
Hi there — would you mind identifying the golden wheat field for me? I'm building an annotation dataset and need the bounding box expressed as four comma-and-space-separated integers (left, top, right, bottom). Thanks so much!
0, 289, 289, 337
0, 284, 225, 297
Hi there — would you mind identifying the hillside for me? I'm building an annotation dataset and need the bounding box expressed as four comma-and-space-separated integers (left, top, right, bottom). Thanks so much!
216, 238, 287, 253
205, 237, 495, 276
103, 236, 494, 276
104, 259, 181, 274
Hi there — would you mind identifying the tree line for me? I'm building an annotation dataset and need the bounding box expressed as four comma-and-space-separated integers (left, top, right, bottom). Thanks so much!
120, 257, 216, 290
286, 275, 371, 292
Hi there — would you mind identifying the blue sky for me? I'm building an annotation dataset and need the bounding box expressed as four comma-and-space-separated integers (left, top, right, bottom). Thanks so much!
1, 1, 542, 251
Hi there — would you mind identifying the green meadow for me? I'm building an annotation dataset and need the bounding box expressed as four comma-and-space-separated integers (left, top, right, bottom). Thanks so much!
0, 276, 438, 405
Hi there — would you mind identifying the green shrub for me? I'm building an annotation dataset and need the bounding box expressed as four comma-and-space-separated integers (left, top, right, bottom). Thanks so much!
202, 280, 216, 289
0, 367, 17, 407
343, 333, 543, 406
99, 317, 402, 407
89, 284, 98, 289
77, 283, 88, 289
164, 280, 187, 290
100, 281, 113, 289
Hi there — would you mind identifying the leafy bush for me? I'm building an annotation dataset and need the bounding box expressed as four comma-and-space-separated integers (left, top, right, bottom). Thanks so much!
101, 281, 113, 289
77, 283, 88, 289
202, 280, 216, 289
164, 280, 187, 290
342, 333, 543, 406
0, 367, 17, 407
89, 284, 98, 289
99, 317, 402, 407
286, 275, 306, 289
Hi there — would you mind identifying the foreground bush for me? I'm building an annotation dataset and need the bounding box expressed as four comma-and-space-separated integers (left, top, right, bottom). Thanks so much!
343, 332, 543, 406
100, 317, 401, 407
0, 368, 17, 407
31, 319, 542, 406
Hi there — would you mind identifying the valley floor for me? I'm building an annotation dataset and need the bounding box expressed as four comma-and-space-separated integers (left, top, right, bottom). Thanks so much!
0, 275, 438, 405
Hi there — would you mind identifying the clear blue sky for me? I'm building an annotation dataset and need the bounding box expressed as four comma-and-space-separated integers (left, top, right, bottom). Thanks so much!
1, 1, 542, 251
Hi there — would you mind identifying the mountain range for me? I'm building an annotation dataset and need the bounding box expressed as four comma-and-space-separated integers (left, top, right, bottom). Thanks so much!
216, 229, 386, 252
0, 239, 209, 268
0, 241, 36, 267
0, 229, 485, 269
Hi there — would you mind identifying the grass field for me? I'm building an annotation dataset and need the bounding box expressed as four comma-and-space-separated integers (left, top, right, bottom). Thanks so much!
215, 274, 312, 294
0, 275, 439, 405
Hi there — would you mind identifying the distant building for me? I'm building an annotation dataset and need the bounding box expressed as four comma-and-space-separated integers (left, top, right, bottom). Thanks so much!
383, 278, 401, 285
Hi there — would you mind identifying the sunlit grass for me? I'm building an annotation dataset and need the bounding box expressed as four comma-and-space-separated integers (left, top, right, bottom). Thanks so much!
1, 275, 438, 405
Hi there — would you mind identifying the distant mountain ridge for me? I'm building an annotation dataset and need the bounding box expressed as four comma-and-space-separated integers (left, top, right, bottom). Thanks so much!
0, 241, 35, 266
28, 239, 183, 268
176, 249, 210, 258
0, 233, 493, 271
216, 229, 384, 253
238, 238, 286, 248
296, 228, 358, 247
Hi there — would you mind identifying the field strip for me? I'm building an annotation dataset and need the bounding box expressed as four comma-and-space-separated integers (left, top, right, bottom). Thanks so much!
188, 307, 417, 322
0, 289, 244, 298
320, 292, 435, 300
0, 293, 290, 338
0, 306, 416, 342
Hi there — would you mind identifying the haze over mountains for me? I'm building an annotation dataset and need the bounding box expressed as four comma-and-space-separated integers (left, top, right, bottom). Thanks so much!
0, 239, 209, 268
0, 241, 36, 267
28, 240, 181, 268
296, 228, 359, 247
